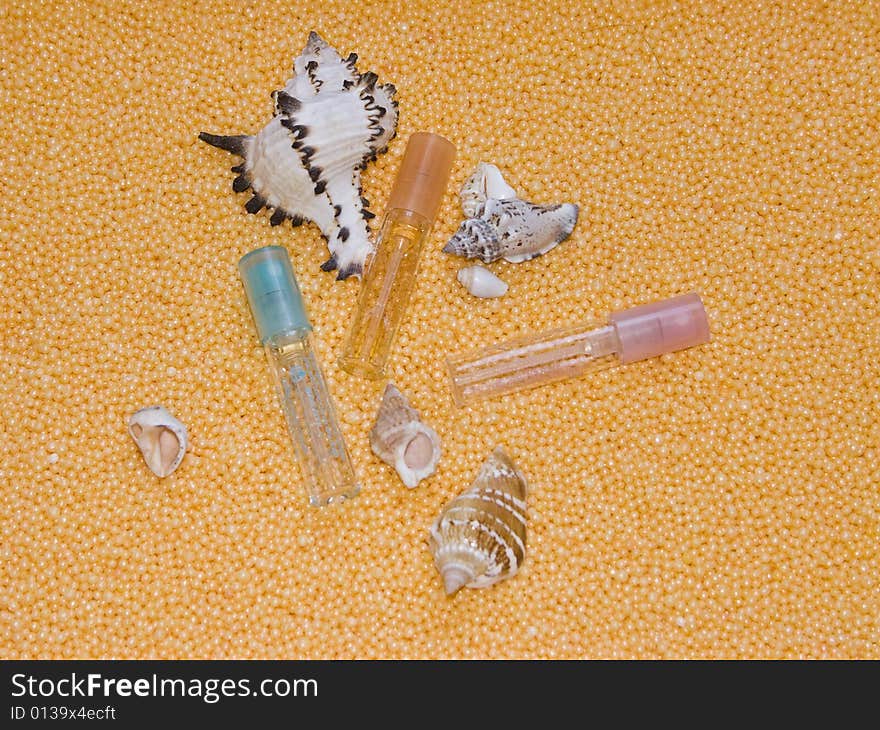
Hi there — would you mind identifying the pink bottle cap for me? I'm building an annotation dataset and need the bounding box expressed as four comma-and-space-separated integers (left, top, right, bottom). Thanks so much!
609, 293, 710, 364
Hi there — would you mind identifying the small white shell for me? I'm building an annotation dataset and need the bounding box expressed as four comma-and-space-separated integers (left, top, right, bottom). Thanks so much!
428, 446, 528, 596
460, 162, 518, 218
369, 383, 441, 488
128, 405, 188, 478
456, 265, 508, 298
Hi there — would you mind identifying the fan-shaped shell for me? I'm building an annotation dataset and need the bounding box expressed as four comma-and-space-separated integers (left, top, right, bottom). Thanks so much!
428, 446, 528, 596
369, 383, 441, 488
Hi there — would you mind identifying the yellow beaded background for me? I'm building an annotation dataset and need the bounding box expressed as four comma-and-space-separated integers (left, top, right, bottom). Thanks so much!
1, 0, 877, 659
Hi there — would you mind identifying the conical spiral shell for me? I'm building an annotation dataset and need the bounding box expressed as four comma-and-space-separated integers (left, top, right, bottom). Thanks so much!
369, 383, 441, 488
443, 198, 579, 264
443, 162, 579, 265
428, 446, 528, 596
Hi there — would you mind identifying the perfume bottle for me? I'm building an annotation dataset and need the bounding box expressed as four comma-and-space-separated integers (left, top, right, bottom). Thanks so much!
339, 132, 456, 379
238, 246, 360, 506
447, 292, 711, 406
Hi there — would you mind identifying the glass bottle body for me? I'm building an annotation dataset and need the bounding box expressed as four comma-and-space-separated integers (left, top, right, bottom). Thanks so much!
265, 330, 360, 506
447, 321, 621, 407
339, 209, 431, 379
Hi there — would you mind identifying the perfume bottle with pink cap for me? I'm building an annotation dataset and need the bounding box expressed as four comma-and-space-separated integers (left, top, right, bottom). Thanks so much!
446, 293, 711, 406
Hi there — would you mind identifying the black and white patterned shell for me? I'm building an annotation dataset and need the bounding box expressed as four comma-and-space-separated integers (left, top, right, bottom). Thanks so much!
200, 32, 398, 280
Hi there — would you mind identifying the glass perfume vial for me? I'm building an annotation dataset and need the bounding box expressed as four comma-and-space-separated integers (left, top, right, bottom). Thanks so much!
239, 246, 360, 506
339, 132, 457, 379
447, 292, 711, 406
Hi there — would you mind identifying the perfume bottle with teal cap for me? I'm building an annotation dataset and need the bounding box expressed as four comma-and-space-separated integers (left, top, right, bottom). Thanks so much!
239, 246, 360, 506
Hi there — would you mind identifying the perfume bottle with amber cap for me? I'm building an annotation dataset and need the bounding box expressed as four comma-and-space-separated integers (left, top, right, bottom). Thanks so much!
339, 132, 457, 379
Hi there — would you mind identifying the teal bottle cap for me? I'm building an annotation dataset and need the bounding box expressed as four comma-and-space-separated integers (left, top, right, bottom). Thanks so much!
238, 246, 312, 342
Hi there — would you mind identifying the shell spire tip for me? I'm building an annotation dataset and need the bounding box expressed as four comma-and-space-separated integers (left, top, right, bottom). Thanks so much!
441, 566, 471, 597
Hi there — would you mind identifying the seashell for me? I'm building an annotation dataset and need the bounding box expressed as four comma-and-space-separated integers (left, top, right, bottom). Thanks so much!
200, 31, 398, 280
369, 383, 441, 488
443, 163, 579, 264
428, 446, 528, 596
444, 197, 579, 264
456, 265, 508, 298
128, 405, 188, 478
459, 162, 518, 218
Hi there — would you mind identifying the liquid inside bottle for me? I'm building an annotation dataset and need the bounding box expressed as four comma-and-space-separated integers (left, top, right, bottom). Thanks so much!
338, 209, 430, 379
267, 332, 360, 506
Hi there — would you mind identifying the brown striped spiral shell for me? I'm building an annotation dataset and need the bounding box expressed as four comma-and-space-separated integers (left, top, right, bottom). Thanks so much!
428, 446, 528, 597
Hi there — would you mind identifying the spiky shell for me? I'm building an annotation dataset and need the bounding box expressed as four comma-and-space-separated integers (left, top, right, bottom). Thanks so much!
428, 446, 528, 596
199, 31, 398, 279
128, 405, 188, 478
369, 383, 441, 489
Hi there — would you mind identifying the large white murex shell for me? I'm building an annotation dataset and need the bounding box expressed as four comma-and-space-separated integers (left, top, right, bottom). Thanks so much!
128, 405, 188, 478
428, 446, 528, 596
444, 163, 579, 264
200, 32, 399, 280
369, 383, 441, 488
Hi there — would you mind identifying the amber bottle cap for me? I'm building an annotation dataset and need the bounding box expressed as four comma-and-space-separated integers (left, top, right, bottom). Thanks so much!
386, 132, 457, 222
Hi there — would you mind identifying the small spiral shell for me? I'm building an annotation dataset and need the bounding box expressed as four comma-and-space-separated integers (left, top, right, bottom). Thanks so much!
369, 383, 441, 488
443, 198, 579, 264
459, 162, 518, 218
428, 446, 528, 596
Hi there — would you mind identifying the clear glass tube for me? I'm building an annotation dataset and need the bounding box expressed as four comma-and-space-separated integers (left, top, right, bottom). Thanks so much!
265, 330, 360, 506
447, 321, 620, 406
338, 209, 430, 379
447, 292, 712, 407
339, 131, 456, 379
